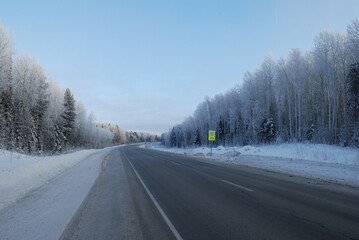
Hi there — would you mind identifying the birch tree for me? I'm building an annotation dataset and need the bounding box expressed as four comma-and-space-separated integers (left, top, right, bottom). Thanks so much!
12, 56, 49, 153
0, 21, 14, 149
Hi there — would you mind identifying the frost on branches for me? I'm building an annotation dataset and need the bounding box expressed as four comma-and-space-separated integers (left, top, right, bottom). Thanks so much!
162, 18, 359, 148
0, 21, 114, 154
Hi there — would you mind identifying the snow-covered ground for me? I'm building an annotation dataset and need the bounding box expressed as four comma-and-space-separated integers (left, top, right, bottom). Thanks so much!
142, 143, 359, 187
0, 146, 117, 240
0, 147, 114, 212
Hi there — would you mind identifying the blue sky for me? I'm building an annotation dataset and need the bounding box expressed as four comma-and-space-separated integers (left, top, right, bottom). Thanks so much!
1, 0, 359, 134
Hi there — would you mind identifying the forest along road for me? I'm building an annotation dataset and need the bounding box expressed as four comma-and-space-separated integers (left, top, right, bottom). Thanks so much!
62, 145, 359, 240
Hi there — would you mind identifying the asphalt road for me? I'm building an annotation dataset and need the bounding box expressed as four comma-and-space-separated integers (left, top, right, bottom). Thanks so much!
60, 147, 174, 240
62, 145, 359, 240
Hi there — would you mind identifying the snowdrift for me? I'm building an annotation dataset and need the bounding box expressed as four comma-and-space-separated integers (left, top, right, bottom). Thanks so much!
143, 143, 359, 186
0, 149, 104, 212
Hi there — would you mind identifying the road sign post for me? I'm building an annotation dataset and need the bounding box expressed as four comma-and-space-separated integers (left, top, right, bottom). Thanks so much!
208, 130, 216, 157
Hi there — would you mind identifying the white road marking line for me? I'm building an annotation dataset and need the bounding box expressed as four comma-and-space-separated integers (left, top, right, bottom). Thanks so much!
127, 158, 184, 240
170, 161, 181, 166
221, 179, 254, 192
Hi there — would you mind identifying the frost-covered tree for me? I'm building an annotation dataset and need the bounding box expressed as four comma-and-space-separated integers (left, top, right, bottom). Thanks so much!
0, 21, 14, 149
73, 102, 87, 147
162, 18, 359, 148
98, 122, 127, 145
61, 88, 76, 146
313, 31, 347, 143
0, 20, 132, 154
260, 117, 276, 143
347, 19, 359, 65
346, 62, 359, 145
275, 49, 314, 142
306, 124, 315, 142
12, 56, 49, 153
194, 128, 201, 146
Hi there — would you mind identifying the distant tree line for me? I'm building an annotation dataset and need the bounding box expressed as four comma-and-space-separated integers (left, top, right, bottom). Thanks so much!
96, 123, 160, 146
162, 19, 359, 148
0, 21, 157, 154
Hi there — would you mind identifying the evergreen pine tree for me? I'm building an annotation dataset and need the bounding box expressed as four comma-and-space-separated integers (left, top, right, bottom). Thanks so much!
62, 88, 76, 147
170, 127, 176, 147
194, 128, 201, 146
0, 79, 14, 150
346, 62, 359, 146
306, 124, 315, 142
52, 119, 66, 152
260, 117, 276, 143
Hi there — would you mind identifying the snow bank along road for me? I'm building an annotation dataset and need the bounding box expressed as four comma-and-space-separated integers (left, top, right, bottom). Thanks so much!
0, 147, 114, 240
62, 145, 359, 240
1, 145, 358, 239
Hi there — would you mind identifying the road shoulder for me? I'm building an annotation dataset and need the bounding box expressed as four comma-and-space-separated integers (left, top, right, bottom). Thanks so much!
0, 147, 112, 240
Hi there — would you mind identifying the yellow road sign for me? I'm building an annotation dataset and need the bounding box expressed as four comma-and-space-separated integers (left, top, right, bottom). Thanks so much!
208, 130, 216, 141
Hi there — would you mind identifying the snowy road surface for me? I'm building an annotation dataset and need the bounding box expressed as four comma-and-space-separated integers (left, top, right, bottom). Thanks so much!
0, 148, 113, 240
61, 147, 175, 240
123, 146, 359, 239
64, 145, 359, 240
1, 145, 359, 239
